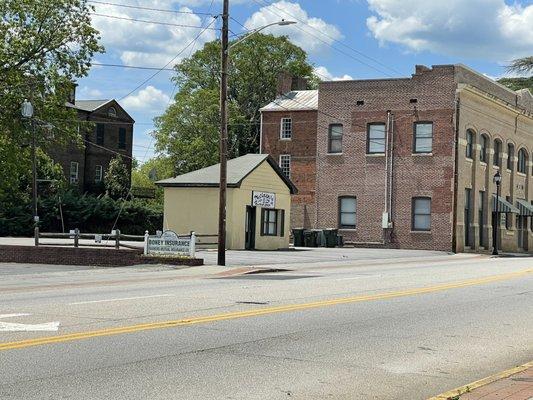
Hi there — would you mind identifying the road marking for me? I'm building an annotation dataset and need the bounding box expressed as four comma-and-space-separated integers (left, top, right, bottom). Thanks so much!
0, 268, 531, 351
69, 294, 174, 305
0, 314, 60, 332
427, 360, 533, 400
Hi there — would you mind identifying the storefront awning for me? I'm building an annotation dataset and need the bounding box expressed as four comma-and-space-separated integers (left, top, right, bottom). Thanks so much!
492, 195, 520, 214
516, 199, 533, 216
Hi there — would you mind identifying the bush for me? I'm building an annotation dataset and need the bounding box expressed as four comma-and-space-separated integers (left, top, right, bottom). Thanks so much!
0, 191, 163, 236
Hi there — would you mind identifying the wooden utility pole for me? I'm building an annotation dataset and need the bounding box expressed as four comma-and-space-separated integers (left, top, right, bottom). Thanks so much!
217, 0, 229, 266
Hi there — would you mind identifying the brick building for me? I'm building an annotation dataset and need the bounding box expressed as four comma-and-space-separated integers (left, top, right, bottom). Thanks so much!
48, 90, 134, 194
261, 64, 533, 253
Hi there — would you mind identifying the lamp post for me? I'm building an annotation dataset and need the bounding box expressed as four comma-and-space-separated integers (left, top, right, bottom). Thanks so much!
216, 0, 296, 266
492, 171, 502, 255
21, 99, 39, 226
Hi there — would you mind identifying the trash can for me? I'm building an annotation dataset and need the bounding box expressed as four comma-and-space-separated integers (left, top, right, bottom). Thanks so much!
292, 228, 305, 247
323, 229, 338, 248
337, 235, 344, 247
303, 230, 318, 247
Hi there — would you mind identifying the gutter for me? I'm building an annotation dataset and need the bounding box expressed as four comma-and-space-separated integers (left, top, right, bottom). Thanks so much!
451, 92, 460, 253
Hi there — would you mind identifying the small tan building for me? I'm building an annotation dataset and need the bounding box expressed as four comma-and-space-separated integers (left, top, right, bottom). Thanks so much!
156, 154, 297, 250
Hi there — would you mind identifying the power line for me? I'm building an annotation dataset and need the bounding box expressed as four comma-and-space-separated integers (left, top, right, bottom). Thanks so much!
90, 13, 218, 30
92, 62, 175, 72
88, 0, 215, 16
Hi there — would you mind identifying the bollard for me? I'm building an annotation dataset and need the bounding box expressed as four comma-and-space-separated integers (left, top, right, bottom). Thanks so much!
74, 228, 80, 248
144, 230, 149, 255
189, 231, 196, 258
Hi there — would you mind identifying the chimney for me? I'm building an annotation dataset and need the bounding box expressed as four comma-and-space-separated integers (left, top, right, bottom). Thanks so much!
68, 83, 77, 104
415, 65, 431, 75
277, 71, 293, 96
291, 76, 308, 91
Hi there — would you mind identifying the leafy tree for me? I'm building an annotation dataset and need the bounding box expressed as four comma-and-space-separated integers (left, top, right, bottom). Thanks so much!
507, 57, 533, 74
131, 156, 175, 204
154, 34, 316, 175
0, 0, 103, 205
498, 77, 533, 93
105, 155, 130, 200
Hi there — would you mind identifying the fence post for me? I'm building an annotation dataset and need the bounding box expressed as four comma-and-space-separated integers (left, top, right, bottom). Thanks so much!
144, 230, 149, 255
115, 229, 120, 250
189, 231, 196, 258
74, 228, 79, 248
34, 226, 39, 247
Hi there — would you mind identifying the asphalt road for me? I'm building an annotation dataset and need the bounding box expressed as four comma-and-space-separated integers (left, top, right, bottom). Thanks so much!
0, 251, 531, 399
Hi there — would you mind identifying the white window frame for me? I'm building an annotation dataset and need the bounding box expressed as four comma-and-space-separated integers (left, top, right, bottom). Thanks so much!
339, 196, 356, 229
70, 161, 79, 184
95, 165, 103, 183
280, 117, 292, 140
279, 154, 291, 179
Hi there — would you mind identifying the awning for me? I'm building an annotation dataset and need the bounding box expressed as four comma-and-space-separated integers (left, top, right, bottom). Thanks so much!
492, 195, 520, 214
516, 199, 533, 216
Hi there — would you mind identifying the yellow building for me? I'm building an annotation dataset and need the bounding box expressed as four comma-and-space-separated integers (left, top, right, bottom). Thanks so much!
156, 154, 297, 250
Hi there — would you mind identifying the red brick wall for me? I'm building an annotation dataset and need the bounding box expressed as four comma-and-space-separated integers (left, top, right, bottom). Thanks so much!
316, 66, 457, 251
261, 110, 318, 228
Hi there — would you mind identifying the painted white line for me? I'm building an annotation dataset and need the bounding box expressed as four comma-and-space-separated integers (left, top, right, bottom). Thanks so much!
0, 313, 31, 319
0, 314, 59, 332
69, 294, 174, 305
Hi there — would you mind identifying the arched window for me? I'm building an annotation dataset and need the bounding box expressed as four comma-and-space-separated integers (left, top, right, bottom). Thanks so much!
507, 143, 514, 170
108, 107, 117, 117
480, 134, 488, 163
518, 148, 528, 174
466, 130, 474, 159
493, 139, 502, 167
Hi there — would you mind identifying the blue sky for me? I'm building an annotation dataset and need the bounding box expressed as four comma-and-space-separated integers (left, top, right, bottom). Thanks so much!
77, 0, 533, 161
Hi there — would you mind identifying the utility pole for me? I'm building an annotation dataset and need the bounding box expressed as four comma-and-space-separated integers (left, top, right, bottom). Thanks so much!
217, 0, 229, 266
31, 119, 38, 225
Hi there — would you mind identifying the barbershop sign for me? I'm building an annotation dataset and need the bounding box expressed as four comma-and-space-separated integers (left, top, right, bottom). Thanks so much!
144, 230, 195, 257
252, 191, 276, 208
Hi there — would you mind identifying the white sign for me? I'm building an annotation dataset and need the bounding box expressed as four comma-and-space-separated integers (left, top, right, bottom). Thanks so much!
252, 191, 276, 208
144, 230, 196, 257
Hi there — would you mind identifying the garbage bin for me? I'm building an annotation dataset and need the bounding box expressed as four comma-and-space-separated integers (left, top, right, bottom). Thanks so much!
292, 228, 305, 247
337, 235, 344, 247
303, 230, 318, 247
323, 229, 338, 248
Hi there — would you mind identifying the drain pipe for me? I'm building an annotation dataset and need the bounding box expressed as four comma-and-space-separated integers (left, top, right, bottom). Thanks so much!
388, 112, 395, 230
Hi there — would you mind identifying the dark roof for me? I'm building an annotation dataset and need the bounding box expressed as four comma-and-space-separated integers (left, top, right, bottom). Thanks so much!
66, 99, 135, 122
156, 153, 297, 194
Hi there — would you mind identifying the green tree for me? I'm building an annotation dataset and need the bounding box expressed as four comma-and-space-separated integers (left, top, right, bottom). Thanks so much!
105, 155, 130, 200
0, 0, 103, 205
154, 34, 315, 175
498, 77, 533, 93
131, 156, 175, 204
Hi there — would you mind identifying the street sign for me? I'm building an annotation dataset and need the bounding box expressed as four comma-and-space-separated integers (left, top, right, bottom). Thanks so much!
252, 191, 276, 208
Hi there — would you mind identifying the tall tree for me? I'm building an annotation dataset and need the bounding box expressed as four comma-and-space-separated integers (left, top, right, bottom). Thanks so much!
154, 34, 316, 175
508, 57, 533, 74
0, 0, 103, 204
105, 155, 130, 200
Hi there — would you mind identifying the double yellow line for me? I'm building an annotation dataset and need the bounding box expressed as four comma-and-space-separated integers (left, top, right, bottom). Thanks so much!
0, 268, 531, 352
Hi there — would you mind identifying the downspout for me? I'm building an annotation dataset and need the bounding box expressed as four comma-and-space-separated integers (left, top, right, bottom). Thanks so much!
384, 111, 390, 217
259, 111, 263, 154
388, 112, 395, 229
451, 92, 461, 253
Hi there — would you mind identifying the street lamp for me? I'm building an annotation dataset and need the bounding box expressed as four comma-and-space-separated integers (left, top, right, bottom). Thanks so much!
217, 0, 297, 266
21, 99, 39, 226
492, 171, 502, 255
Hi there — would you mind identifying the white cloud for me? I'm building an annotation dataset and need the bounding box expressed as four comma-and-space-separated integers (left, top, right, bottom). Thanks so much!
91, 1, 217, 67
122, 85, 171, 113
366, 0, 533, 60
244, 1, 343, 54
77, 86, 103, 99
314, 66, 353, 81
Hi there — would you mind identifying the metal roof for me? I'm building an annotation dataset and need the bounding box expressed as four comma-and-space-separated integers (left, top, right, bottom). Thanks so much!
71, 99, 113, 112
260, 90, 318, 112
156, 153, 297, 194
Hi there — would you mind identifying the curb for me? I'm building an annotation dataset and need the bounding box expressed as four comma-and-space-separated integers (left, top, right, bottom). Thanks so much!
427, 361, 533, 400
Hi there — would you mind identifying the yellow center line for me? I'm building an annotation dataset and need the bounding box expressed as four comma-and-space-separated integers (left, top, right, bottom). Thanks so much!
0, 268, 531, 352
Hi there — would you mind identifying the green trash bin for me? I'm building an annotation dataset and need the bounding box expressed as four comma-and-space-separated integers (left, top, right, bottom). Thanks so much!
303, 230, 318, 247
292, 228, 305, 247
323, 229, 338, 248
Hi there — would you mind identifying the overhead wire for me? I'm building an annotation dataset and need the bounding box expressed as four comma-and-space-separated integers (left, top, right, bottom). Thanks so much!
87, 0, 215, 16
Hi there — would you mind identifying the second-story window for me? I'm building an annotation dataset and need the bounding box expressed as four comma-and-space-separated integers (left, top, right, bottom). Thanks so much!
96, 123, 105, 145
480, 134, 488, 163
507, 143, 514, 170
118, 128, 126, 149
279, 154, 291, 179
328, 124, 343, 154
466, 130, 474, 159
280, 118, 292, 139
95, 165, 103, 183
367, 123, 386, 154
494, 139, 501, 167
414, 122, 433, 153
518, 148, 527, 174
70, 161, 79, 184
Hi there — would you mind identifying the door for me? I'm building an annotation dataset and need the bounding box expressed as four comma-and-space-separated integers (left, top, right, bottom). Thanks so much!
517, 215, 528, 250
245, 206, 256, 250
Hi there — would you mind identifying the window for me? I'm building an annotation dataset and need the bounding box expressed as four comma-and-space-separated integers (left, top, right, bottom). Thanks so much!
505, 196, 512, 230
414, 122, 433, 153
95, 165, 103, 183
108, 107, 117, 118
118, 128, 127, 150
279, 154, 291, 179
518, 148, 527, 174
466, 130, 474, 159
507, 143, 514, 170
96, 124, 105, 145
280, 118, 292, 139
494, 139, 501, 167
338, 196, 356, 229
412, 197, 431, 231
328, 124, 343, 154
480, 134, 488, 163
367, 123, 386, 154
70, 162, 79, 184
479, 191, 485, 247
464, 189, 472, 246
261, 209, 284, 236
